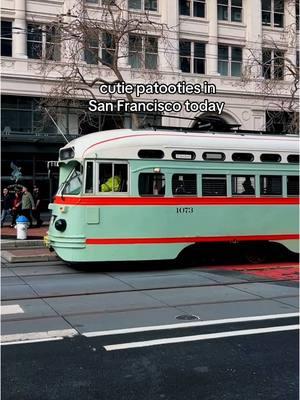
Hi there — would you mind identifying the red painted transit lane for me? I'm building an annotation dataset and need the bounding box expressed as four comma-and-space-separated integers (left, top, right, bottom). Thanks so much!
206, 262, 299, 281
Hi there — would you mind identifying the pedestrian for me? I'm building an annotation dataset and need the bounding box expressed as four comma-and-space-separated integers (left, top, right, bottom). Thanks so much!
11, 190, 22, 227
1, 188, 12, 227
21, 186, 35, 227
32, 185, 43, 227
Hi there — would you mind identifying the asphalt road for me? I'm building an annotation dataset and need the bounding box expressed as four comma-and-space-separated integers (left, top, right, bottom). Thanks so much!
1, 257, 299, 399
2, 319, 299, 400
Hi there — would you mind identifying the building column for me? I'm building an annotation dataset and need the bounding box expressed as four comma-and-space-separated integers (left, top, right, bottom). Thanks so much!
285, 0, 297, 81
244, 0, 262, 79
13, 0, 27, 58
206, 0, 219, 75
61, 0, 84, 62
160, 0, 179, 72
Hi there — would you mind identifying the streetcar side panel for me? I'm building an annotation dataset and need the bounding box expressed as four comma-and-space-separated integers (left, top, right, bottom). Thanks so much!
48, 159, 299, 263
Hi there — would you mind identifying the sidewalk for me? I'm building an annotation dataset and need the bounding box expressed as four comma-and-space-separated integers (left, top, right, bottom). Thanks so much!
2, 247, 58, 263
1, 225, 48, 240
1, 224, 58, 263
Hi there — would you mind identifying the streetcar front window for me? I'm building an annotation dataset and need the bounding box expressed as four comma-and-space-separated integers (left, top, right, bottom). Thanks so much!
61, 164, 82, 195
85, 162, 94, 193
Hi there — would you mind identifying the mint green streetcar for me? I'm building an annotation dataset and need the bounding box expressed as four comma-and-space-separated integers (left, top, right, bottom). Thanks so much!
46, 128, 299, 264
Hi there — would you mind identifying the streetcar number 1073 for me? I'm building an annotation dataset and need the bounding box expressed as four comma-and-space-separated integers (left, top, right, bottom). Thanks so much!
176, 207, 194, 214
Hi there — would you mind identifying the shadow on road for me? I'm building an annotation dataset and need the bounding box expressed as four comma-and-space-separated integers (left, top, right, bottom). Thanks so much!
68, 242, 298, 273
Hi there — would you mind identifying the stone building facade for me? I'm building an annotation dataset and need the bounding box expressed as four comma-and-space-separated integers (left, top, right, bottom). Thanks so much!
1, 0, 299, 201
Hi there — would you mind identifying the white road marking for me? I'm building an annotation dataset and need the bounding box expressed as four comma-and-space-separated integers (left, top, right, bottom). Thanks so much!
1, 329, 78, 345
83, 312, 300, 338
104, 324, 300, 351
1, 313, 299, 346
1, 337, 63, 346
1, 305, 24, 315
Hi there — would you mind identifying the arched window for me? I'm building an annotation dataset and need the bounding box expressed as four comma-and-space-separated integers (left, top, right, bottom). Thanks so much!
260, 154, 281, 162
203, 152, 225, 161
232, 153, 254, 162
138, 149, 164, 159
287, 154, 299, 164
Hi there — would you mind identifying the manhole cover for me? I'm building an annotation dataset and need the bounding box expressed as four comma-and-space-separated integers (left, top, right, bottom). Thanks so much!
176, 314, 200, 321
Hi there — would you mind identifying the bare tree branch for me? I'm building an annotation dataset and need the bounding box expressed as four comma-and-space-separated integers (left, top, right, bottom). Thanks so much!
38, 0, 170, 130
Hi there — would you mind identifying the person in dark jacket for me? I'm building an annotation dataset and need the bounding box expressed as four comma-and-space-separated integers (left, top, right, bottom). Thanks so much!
32, 185, 43, 227
1, 188, 12, 227
21, 186, 35, 227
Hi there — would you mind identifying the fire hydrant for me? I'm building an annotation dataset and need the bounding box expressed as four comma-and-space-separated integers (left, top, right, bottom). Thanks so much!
15, 216, 29, 240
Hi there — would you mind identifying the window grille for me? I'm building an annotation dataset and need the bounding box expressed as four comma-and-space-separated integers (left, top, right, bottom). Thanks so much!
202, 175, 227, 196
260, 176, 282, 196
287, 176, 299, 196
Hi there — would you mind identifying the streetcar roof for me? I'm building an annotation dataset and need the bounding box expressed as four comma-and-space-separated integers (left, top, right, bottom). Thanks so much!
59, 128, 299, 162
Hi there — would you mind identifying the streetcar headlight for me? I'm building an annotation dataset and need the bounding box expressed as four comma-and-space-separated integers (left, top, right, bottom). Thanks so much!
55, 219, 67, 232
60, 147, 74, 160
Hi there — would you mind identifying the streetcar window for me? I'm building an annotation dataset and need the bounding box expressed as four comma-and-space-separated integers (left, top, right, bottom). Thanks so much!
203, 152, 225, 161
260, 154, 281, 162
287, 154, 299, 163
172, 151, 196, 160
138, 150, 164, 159
260, 176, 282, 196
85, 162, 94, 193
115, 164, 128, 192
287, 176, 299, 196
232, 153, 254, 162
62, 164, 82, 195
139, 173, 165, 196
202, 175, 227, 196
172, 174, 197, 195
98, 163, 128, 193
232, 176, 255, 195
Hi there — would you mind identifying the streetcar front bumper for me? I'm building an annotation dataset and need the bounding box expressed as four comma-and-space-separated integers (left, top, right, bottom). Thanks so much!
46, 233, 86, 249
44, 234, 55, 252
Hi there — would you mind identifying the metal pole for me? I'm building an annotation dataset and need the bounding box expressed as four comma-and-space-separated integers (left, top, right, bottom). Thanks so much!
42, 106, 69, 143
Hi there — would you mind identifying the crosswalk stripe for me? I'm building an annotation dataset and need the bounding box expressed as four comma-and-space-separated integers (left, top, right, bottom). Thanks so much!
1, 305, 24, 315
1, 328, 78, 345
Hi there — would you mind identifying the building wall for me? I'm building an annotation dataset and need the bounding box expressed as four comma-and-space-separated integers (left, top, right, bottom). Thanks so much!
1, 0, 299, 200
1, 0, 298, 132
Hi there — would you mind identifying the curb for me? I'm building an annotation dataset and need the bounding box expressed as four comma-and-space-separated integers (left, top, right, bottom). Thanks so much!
1, 250, 58, 263
1, 240, 45, 250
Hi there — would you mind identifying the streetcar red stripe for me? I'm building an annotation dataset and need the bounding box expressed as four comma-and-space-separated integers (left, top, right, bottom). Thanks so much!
54, 196, 299, 206
86, 234, 299, 245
